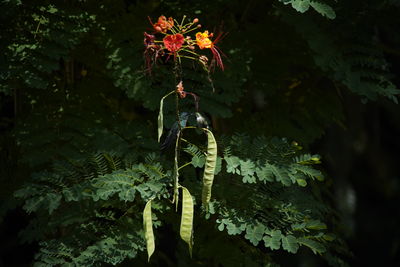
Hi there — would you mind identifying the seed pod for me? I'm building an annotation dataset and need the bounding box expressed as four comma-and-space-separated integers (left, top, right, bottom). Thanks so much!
143, 200, 155, 262
180, 186, 194, 257
201, 128, 217, 209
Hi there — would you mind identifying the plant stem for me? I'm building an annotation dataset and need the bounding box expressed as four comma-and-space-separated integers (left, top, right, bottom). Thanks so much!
178, 161, 192, 171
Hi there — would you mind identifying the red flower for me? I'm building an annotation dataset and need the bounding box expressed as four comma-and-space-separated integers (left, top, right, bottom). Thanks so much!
163, 34, 184, 53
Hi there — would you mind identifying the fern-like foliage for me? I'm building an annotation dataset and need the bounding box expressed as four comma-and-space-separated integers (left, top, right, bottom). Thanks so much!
2, 0, 379, 265
15, 152, 170, 266
279, 0, 400, 102
179, 134, 345, 264
12, 129, 346, 266
0, 1, 96, 94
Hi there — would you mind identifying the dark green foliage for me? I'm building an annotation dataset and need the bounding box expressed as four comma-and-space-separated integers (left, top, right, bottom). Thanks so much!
205, 136, 334, 255
0, 1, 96, 94
2, 0, 399, 266
280, 6, 400, 102
15, 152, 169, 266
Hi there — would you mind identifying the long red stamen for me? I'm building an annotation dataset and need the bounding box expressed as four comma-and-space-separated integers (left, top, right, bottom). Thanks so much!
211, 46, 224, 71
148, 16, 154, 26
213, 31, 228, 45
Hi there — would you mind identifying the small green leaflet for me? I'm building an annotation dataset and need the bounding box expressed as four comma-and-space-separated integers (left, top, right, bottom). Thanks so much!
255, 164, 274, 182
191, 155, 205, 168
240, 159, 256, 183
263, 230, 282, 250
296, 178, 307, 187
279, 0, 336, 20
305, 220, 327, 230
291, 0, 310, 13
322, 233, 336, 241
143, 200, 155, 262
217, 218, 247, 235
297, 237, 327, 254
269, 164, 291, 186
310, 1, 336, 19
245, 223, 266, 246
180, 187, 194, 257
281, 235, 299, 253
225, 156, 240, 174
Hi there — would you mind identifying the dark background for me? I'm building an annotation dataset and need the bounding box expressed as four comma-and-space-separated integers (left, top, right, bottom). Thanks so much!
1, 0, 400, 266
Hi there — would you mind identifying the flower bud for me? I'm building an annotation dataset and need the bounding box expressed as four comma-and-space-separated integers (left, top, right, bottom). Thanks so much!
197, 24, 202, 28
199, 55, 208, 64
193, 18, 199, 23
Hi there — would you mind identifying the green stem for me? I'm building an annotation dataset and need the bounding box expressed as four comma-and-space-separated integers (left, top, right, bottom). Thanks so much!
173, 130, 181, 211
183, 126, 198, 130
179, 55, 198, 61
180, 137, 197, 145
181, 48, 200, 56
179, 15, 186, 28
170, 27, 178, 35
163, 90, 176, 99
172, 58, 183, 211
178, 161, 192, 171
182, 26, 201, 35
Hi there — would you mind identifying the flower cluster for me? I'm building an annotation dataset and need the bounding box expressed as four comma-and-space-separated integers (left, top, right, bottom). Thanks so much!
144, 15, 224, 73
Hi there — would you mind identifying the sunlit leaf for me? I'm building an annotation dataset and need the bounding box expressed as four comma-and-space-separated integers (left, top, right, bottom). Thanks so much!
297, 237, 326, 254
245, 223, 266, 246
281, 235, 299, 253
263, 230, 282, 250
310, 1, 336, 19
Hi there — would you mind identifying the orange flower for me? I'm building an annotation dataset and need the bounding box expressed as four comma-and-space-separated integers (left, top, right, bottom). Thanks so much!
196, 30, 224, 70
163, 34, 184, 53
152, 15, 174, 33
196, 31, 213, 49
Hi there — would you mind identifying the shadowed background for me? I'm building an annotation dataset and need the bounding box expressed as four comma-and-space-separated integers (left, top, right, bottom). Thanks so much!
1, 0, 400, 266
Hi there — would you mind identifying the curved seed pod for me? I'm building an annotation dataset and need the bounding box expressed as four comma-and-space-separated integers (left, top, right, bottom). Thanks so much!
143, 200, 155, 262
157, 91, 174, 142
180, 186, 194, 257
157, 96, 165, 142
201, 128, 217, 209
